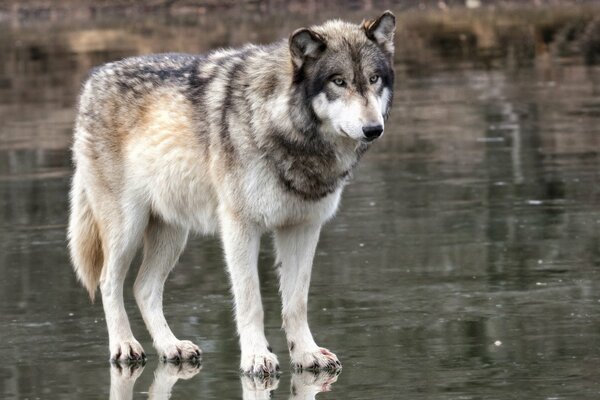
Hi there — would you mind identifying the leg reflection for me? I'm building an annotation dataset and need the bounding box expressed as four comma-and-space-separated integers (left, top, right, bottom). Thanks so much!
240, 369, 341, 400
289, 370, 340, 400
109, 362, 145, 400
108, 360, 201, 400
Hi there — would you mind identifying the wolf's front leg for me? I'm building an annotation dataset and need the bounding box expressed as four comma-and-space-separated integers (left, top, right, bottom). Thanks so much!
274, 224, 341, 371
220, 210, 279, 376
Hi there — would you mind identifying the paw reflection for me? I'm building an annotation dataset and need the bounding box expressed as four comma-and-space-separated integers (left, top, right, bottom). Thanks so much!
290, 370, 340, 399
109, 361, 145, 400
149, 360, 202, 398
241, 373, 280, 400
109, 359, 201, 400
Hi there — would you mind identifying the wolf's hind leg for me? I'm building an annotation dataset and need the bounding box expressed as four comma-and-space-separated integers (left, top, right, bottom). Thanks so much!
220, 210, 279, 376
274, 223, 341, 371
134, 216, 200, 361
99, 203, 147, 363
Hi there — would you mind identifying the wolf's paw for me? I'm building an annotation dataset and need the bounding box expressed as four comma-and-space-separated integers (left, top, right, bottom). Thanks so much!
157, 340, 202, 362
240, 373, 280, 399
110, 339, 146, 363
240, 351, 280, 377
291, 347, 341, 372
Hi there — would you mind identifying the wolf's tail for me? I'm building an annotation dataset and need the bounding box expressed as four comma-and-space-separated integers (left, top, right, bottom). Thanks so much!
68, 170, 103, 302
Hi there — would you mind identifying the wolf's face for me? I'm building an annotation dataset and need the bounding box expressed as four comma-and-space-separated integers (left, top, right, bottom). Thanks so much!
290, 11, 395, 143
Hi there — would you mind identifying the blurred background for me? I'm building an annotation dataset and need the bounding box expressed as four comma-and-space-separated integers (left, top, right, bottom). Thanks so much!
1, 0, 600, 398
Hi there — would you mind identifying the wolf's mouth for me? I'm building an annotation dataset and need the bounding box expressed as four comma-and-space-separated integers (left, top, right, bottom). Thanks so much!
339, 128, 352, 139
340, 128, 364, 142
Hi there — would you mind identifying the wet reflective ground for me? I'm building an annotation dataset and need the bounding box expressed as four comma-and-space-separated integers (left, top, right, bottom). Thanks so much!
2, 7, 600, 399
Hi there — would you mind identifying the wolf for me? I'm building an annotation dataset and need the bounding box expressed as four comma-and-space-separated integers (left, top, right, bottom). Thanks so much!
68, 11, 395, 375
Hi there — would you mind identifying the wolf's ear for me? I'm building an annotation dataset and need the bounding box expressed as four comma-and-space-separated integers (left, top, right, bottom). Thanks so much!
362, 10, 395, 56
289, 28, 326, 69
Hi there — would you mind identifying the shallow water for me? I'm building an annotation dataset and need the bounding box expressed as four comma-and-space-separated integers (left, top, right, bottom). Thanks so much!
2, 9, 600, 400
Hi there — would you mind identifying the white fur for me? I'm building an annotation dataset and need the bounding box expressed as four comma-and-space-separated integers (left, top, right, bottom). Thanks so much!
379, 87, 391, 117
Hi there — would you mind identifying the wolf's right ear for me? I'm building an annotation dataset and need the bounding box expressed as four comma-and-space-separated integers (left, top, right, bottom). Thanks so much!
289, 28, 326, 69
362, 10, 396, 57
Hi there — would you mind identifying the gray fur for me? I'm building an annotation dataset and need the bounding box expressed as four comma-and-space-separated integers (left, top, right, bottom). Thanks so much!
79, 23, 393, 201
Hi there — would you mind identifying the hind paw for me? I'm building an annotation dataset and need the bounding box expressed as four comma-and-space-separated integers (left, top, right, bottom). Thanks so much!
291, 347, 341, 372
157, 340, 202, 362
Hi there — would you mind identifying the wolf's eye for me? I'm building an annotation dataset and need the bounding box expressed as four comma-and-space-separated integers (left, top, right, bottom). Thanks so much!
332, 78, 346, 87
369, 75, 380, 84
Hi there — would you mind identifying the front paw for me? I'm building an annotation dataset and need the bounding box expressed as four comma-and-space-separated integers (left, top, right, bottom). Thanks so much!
156, 340, 202, 362
291, 347, 341, 372
240, 350, 280, 377
110, 339, 146, 363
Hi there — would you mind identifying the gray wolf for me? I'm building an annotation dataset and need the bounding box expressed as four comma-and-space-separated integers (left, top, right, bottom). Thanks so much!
68, 11, 395, 375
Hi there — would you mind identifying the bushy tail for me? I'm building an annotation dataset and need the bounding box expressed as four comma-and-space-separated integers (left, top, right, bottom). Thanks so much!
68, 171, 103, 301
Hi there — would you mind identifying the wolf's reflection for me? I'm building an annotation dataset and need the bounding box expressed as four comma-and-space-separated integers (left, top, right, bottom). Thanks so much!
109, 362, 339, 399
109, 361, 201, 400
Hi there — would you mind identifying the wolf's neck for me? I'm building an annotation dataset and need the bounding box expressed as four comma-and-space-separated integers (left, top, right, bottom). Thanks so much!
246, 45, 369, 200
260, 124, 368, 201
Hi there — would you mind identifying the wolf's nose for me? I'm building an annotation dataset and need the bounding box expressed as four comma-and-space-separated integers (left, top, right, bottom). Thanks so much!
362, 125, 384, 140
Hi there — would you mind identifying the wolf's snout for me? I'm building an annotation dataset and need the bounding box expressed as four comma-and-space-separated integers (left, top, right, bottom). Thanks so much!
362, 125, 383, 141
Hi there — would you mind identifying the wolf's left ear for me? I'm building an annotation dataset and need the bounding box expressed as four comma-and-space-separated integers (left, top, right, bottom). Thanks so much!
362, 10, 396, 56
289, 28, 326, 69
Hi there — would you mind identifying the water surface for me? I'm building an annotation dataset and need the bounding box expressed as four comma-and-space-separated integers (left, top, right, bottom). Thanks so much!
1, 8, 600, 400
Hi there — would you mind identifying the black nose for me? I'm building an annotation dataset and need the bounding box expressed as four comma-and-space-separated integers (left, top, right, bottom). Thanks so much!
362, 125, 383, 141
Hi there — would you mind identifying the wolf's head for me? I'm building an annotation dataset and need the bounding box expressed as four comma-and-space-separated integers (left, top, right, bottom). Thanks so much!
289, 11, 395, 143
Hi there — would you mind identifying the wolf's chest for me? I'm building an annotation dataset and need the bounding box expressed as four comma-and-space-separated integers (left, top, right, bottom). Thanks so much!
236, 161, 344, 229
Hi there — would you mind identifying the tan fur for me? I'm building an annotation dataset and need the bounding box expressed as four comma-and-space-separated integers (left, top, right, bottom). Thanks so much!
68, 170, 103, 301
